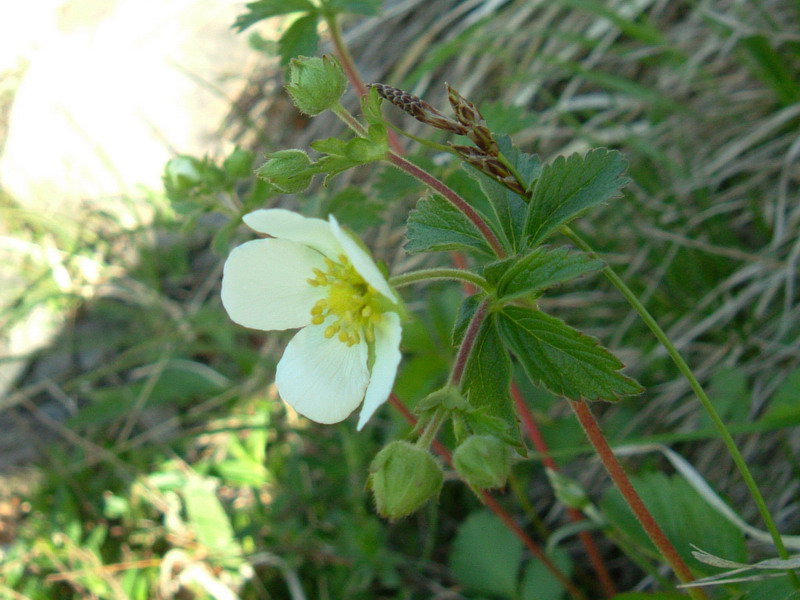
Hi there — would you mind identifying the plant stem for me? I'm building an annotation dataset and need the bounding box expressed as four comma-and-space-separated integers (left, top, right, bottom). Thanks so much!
386, 152, 507, 258
416, 408, 447, 450
511, 384, 617, 598
450, 297, 491, 386
332, 102, 368, 136
569, 400, 707, 599
388, 394, 587, 600
389, 268, 488, 290
562, 225, 800, 588
325, 14, 405, 155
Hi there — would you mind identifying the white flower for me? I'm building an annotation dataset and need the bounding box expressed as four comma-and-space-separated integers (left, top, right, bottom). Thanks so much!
221, 209, 403, 429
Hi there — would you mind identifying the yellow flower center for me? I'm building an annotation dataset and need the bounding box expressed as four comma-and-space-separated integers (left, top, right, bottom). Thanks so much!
307, 254, 382, 346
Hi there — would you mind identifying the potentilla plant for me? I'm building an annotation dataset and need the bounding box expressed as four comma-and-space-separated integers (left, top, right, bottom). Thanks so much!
225, 55, 648, 511
211, 13, 799, 593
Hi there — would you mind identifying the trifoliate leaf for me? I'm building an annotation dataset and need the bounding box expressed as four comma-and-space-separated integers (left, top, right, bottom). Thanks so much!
498, 306, 643, 402
278, 14, 319, 65
525, 148, 629, 246
463, 164, 525, 252
233, 0, 316, 32
405, 194, 496, 256
496, 246, 603, 300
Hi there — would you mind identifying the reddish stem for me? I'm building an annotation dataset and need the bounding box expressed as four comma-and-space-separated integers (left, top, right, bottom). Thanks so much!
388, 394, 587, 600
569, 400, 706, 597
327, 14, 405, 155
450, 298, 490, 385
387, 152, 506, 258
511, 385, 617, 597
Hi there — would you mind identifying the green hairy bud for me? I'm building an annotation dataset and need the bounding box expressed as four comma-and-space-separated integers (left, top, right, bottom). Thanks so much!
256, 149, 313, 193
164, 155, 204, 194
285, 55, 347, 116
453, 435, 512, 490
368, 441, 443, 520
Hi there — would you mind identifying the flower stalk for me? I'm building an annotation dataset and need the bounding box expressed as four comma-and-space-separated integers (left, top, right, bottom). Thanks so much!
569, 400, 707, 599
450, 297, 491, 386
389, 268, 488, 290
388, 393, 588, 600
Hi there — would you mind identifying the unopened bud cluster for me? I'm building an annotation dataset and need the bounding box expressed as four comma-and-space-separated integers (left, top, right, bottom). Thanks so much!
453, 435, 512, 490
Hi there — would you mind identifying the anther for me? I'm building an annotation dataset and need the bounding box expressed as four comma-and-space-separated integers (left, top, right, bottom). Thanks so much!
311, 315, 325, 325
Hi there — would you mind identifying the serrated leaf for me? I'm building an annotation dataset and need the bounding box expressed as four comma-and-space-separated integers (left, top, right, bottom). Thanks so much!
497, 306, 643, 401
525, 149, 629, 246
497, 134, 541, 191
233, 0, 316, 31
460, 316, 522, 447
278, 14, 319, 65
496, 246, 603, 300
405, 194, 496, 256
449, 510, 524, 598
461, 316, 512, 414
327, 0, 382, 15
464, 164, 525, 252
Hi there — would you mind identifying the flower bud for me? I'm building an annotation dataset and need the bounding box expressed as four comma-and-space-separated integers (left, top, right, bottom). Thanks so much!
369, 441, 443, 520
256, 149, 313, 193
285, 55, 347, 116
453, 435, 512, 490
546, 468, 589, 510
164, 155, 204, 194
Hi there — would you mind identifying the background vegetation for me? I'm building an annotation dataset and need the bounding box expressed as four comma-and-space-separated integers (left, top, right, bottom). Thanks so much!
1, 0, 799, 598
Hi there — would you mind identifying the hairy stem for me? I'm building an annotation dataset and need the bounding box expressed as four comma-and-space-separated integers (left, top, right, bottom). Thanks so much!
389, 268, 488, 290
570, 401, 707, 599
387, 152, 507, 258
450, 297, 491, 386
325, 14, 405, 155
511, 384, 617, 598
562, 225, 800, 588
388, 394, 587, 600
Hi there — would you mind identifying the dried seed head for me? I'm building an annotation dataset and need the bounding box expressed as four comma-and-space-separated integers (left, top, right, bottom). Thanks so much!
446, 83, 499, 156
451, 144, 526, 196
369, 83, 469, 135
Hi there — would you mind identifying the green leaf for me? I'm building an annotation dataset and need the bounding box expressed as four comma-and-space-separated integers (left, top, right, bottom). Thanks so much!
405, 194, 496, 256
520, 547, 572, 600
525, 149, 629, 246
278, 14, 319, 65
452, 294, 482, 346
461, 316, 512, 415
327, 0, 382, 15
601, 472, 746, 574
449, 510, 524, 598
233, 0, 316, 32
462, 136, 541, 253
497, 306, 643, 402
464, 164, 526, 252
361, 86, 385, 126
496, 246, 603, 300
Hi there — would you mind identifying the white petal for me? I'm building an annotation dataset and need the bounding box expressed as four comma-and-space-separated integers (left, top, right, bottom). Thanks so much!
221, 238, 326, 331
276, 323, 370, 424
328, 215, 395, 301
243, 209, 342, 257
357, 312, 402, 430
